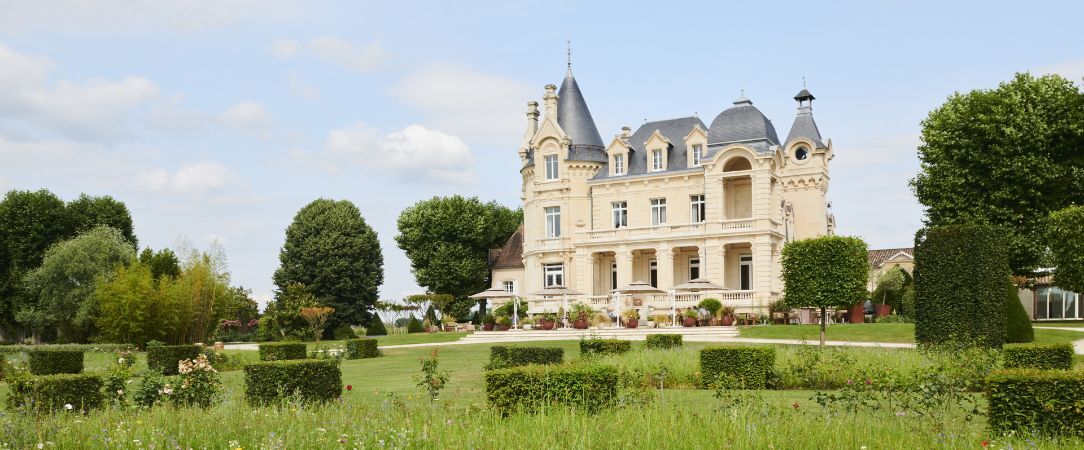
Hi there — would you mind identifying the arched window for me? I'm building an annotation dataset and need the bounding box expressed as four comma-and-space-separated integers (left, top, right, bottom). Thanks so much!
723, 156, 752, 172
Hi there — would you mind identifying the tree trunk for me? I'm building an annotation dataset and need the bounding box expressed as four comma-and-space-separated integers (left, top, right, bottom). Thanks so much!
819, 307, 826, 346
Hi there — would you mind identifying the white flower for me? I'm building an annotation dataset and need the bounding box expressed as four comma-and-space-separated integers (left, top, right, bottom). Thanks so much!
117, 389, 124, 395
118, 357, 126, 364
37, 444, 44, 449
64, 404, 73, 410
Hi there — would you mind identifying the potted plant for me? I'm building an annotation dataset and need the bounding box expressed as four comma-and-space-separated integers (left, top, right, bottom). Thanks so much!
570, 303, 592, 330
540, 313, 556, 330
847, 303, 865, 323
768, 299, 790, 324
719, 305, 736, 326
645, 314, 656, 328
682, 308, 698, 327
590, 312, 610, 330
622, 309, 640, 329
482, 313, 496, 331
653, 313, 671, 327
495, 315, 512, 331
697, 298, 722, 325
441, 314, 457, 331
520, 316, 534, 331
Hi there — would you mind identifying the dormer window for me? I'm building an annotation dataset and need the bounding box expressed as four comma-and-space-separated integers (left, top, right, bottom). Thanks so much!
692, 145, 703, 166
544, 155, 559, 179
614, 154, 625, 175
652, 150, 663, 171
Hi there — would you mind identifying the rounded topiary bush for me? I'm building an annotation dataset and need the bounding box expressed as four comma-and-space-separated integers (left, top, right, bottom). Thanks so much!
406, 317, 424, 334
27, 349, 84, 375
244, 359, 342, 406
344, 338, 380, 359
147, 345, 202, 375
1005, 283, 1034, 344
258, 342, 307, 361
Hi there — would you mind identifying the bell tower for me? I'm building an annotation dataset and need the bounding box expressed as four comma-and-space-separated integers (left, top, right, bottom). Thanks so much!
781, 86, 833, 239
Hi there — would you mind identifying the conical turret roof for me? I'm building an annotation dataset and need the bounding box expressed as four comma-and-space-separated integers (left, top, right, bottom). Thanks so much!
557, 68, 604, 149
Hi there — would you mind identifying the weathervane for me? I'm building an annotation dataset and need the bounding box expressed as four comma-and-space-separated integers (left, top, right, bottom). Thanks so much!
566, 40, 572, 69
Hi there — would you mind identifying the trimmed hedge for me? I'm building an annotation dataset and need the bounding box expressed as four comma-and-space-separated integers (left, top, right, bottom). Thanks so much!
1004, 283, 1034, 343
645, 334, 683, 350
258, 342, 308, 361
487, 346, 563, 369
244, 359, 342, 406
1003, 343, 1074, 370
914, 224, 1008, 348
485, 364, 618, 414
147, 345, 202, 375
0, 343, 134, 354
6, 373, 104, 413
579, 339, 631, 356
332, 324, 358, 340
344, 339, 380, 359
986, 369, 1084, 436
700, 346, 775, 389
365, 319, 388, 336
27, 349, 84, 375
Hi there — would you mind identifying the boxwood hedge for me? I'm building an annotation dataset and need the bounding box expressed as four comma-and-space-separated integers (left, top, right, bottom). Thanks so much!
147, 344, 202, 375
484, 364, 618, 414
1003, 343, 1074, 370
645, 334, 683, 349
258, 342, 307, 361
699, 346, 775, 389
344, 339, 380, 359
579, 339, 631, 356
487, 346, 563, 369
27, 349, 84, 375
986, 369, 1084, 436
244, 359, 342, 406
913, 224, 1008, 348
6, 373, 104, 413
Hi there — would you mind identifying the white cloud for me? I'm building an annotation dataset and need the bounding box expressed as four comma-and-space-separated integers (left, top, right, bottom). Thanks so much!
1034, 59, 1084, 83
0, 43, 159, 141
391, 64, 533, 146
137, 161, 236, 193
313, 123, 477, 185
307, 37, 386, 73
270, 39, 302, 59
221, 101, 271, 128
0, 1, 301, 33
288, 74, 320, 100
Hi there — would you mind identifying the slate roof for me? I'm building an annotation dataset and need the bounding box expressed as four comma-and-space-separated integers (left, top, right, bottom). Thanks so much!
784, 107, 825, 148
592, 116, 707, 180
868, 248, 914, 268
557, 69, 605, 152
707, 97, 781, 150
488, 225, 524, 269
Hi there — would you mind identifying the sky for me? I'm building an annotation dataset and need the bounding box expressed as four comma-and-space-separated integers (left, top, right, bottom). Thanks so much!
1, 0, 1082, 308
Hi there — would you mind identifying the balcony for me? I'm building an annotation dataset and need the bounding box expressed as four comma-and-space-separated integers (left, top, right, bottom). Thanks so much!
577, 218, 772, 244
525, 290, 759, 314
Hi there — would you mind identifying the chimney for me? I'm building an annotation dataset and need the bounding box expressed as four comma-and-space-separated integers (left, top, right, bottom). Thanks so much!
542, 84, 558, 118
526, 101, 539, 137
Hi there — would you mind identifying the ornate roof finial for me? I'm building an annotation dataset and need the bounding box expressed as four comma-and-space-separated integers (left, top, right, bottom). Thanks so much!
566, 40, 572, 70
802, 76, 807, 89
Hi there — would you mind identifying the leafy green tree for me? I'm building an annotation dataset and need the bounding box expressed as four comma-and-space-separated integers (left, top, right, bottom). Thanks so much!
139, 247, 181, 280
66, 194, 137, 247
220, 285, 259, 323
273, 199, 384, 334
395, 195, 521, 319
0, 189, 70, 333
365, 315, 388, 336
95, 261, 164, 347
19, 226, 135, 342
871, 266, 912, 313
911, 73, 1084, 274
1048, 206, 1084, 294
261, 283, 319, 340
782, 236, 870, 345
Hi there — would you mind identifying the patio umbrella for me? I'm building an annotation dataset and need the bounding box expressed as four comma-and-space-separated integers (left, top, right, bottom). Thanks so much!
671, 278, 727, 327
469, 288, 518, 327
530, 286, 584, 327
615, 281, 665, 326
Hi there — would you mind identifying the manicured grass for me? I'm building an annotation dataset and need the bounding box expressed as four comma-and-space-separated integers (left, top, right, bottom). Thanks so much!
738, 323, 916, 343
300, 332, 470, 351
1031, 321, 1084, 328
1032, 328, 1084, 345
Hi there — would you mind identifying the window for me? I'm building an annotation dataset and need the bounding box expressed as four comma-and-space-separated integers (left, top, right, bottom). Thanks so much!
543, 263, 564, 287
544, 206, 561, 237
690, 195, 706, 223
611, 261, 617, 291
544, 155, 559, 180
739, 254, 752, 290
611, 201, 627, 228
502, 280, 516, 294
613, 154, 625, 175
692, 145, 703, 166
795, 147, 809, 161
690, 258, 700, 280
652, 150, 663, 171
651, 198, 667, 225
649, 259, 658, 288
1036, 286, 1081, 320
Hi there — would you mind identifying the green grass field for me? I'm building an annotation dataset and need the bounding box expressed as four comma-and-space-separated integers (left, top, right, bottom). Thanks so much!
738, 322, 1084, 345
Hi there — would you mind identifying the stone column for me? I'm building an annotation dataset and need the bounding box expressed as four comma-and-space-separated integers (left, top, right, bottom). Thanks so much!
657, 247, 675, 290
697, 245, 709, 280
616, 248, 633, 290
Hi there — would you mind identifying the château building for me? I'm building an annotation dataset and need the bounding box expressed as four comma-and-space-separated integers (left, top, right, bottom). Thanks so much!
488, 65, 835, 314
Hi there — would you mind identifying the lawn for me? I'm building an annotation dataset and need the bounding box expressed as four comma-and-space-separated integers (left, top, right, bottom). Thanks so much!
739, 322, 1084, 345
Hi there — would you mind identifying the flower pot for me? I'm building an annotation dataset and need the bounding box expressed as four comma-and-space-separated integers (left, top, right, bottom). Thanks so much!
522, 324, 533, 330
874, 304, 892, 318
574, 318, 589, 329
495, 324, 510, 331
646, 320, 656, 329
847, 304, 864, 324
721, 315, 735, 326
682, 317, 697, 327
625, 319, 638, 329
541, 320, 555, 330
483, 323, 495, 331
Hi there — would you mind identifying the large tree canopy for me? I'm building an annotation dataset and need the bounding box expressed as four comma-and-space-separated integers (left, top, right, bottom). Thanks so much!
66, 194, 137, 247
910, 73, 1084, 274
1048, 206, 1084, 294
273, 199, 384, 332
395, 195, 521, 319
0, 190, 71, 330
782, 235, 869, 345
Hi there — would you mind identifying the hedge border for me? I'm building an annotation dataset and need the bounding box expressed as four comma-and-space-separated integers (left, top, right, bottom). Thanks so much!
579, 339, 631, 357
1003, 343, 1074, 370
147, 345, 203, 375
6, 373, 104, 414
487, 346, 564, 370
27, 349, 84, 375
244, 359, 342, 406
344, 339, 380, 359
258, 342, 308, 361
484, 364, 618, 414
986, 368, 1084, 436
645, 334, 683, 350
699, 346, 775, 389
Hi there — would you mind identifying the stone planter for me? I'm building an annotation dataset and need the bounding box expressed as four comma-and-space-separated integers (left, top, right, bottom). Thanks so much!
522, 324, 533, 330
682, 316, 697, 327
213, 341, 224, 351
847, 304, 865, 323
721, 315, 735, 326
541, 320, 555, 330
625, 319, 638, 329
646, 320, 656, 328
874, 304, 892, 318
483, 323, 495, 331
574, 318, 589, 329
495, 324, 510, 331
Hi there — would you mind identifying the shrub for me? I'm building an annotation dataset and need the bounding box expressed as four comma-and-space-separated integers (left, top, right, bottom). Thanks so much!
485, 364, 618, 414
697, 298, 722, 317
700, 346, 775, 389
146, 345, 202, 375
172, 354, 222, 408
406, 317, 424, 333
332, 324, 358, 340
487, 346, 564, 369
914, 224, 1008, 348
365, 318, 388, 336
133, 372, 168, 408
258, 342, 307, 361
344, 339, 380, 359
244, 359, 342, 406
1005, 283, 1034, 343
781, 236, 869, 344
986, 369, 1084, 436
6, 373, 104, 413
645, 334, 683, 350
580, 339, 631, 357
0, 343, 134, 355
27, 349, 84, 375
1048, 206, 1084, 295
1003, 343, 1074, 370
